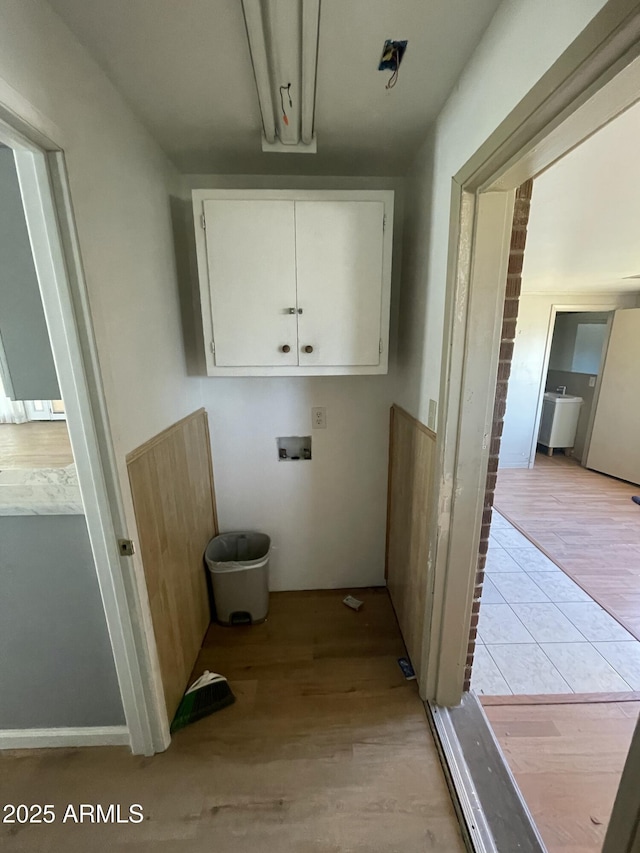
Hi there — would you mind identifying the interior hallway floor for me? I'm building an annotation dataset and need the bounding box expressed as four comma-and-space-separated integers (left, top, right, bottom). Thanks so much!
473, 456, 640, 852
0, 589, 465, 853
0, 421, 73, 468
483, 698, 640, 853
471, 510, 640, 695
495, 454, 640, 640
471, 454, 640, 696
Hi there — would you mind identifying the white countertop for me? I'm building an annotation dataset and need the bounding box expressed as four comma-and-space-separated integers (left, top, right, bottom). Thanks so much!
0, 464, 83, 515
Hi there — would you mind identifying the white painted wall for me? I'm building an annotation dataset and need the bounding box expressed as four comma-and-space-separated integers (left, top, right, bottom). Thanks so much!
0, 0, 621, 608
0, 2, 201, 469
395, 0, 609, 425
520, 99, 640, 294
0, 0, 204, 535
500, 293, 640, 468
183, 174, 404, 590
0, 0, 202, 723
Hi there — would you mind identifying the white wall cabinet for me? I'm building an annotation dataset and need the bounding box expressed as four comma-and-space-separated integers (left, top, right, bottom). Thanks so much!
192, 190, 394, 376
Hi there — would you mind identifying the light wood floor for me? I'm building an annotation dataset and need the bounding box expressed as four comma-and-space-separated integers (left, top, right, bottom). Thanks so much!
484, 699, 640, 853
0, 421, 73, 468
492, 457, 640, 851
495, 453, 640, 640
0, 589, 465, 852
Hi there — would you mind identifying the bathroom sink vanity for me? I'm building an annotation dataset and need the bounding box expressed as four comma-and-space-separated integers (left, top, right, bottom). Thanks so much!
538, 392, 583, 456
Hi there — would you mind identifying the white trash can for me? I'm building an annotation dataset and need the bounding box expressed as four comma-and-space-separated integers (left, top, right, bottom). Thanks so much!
205, 532, 270, 626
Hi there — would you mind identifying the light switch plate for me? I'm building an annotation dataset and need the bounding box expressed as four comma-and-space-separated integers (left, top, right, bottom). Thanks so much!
428, 399, 437, 431
588, 376, 596, 387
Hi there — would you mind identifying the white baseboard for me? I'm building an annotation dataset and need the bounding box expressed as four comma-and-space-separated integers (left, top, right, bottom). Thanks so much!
0, 726, 129, 750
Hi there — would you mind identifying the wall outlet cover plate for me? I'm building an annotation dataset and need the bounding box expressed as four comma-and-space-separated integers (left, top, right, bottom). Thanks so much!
311, 406, 326, 428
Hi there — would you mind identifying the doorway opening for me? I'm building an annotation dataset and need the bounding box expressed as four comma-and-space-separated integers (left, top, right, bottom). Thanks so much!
424, 8, 640, 852
0, 113, 164, 754
463, 67, 640, 853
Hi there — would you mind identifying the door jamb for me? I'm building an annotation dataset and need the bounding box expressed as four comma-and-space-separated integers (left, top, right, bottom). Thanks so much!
46, 150, 170, 754
527, 302, 620, 469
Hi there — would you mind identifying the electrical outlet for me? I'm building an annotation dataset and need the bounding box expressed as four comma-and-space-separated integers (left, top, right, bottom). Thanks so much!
312, 407, 326, 429
428, 399, 437, 431
588, 376, 597, 387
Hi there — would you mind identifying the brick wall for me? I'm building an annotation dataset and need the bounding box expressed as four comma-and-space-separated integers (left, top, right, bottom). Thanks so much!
463, 179, 534, 692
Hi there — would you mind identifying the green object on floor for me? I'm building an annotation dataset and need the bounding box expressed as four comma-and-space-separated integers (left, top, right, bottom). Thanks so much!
171, 671, 235, 733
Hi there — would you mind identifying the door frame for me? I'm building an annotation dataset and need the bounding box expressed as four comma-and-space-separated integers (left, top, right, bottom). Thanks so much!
426, 0, 640, 847
526, 302, 619, 469
426, 0, 640, 707
0, 93, 167, 754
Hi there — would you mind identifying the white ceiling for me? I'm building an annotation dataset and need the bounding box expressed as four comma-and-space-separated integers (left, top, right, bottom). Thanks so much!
523, 98, 640, 295
47, 0, 501, 176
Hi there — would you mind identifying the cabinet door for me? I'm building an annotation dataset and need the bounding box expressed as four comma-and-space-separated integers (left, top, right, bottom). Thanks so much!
203, 200, 298, 367
294, 201, 385, 366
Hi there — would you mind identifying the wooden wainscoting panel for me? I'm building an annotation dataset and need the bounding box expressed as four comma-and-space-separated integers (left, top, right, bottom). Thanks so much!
127, 408, 217, 719
385, 405, 436, 675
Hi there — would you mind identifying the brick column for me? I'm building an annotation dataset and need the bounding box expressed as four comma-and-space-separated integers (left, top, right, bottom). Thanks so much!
463, 179, 533, 692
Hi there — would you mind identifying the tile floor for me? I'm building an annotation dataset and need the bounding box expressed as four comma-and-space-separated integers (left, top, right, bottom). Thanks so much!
471, 511, 640, 696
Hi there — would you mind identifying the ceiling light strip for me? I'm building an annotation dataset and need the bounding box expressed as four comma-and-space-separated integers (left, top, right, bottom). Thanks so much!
242, 0, 277, 144
301, 0, 320, 145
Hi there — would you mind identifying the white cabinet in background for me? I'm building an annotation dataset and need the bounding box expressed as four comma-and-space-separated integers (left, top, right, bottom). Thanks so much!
192, 190, 394, 376
538, 392, 583, 454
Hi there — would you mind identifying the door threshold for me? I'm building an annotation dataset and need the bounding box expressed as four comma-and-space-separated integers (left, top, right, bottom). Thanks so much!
479, 691, 640, 706
426, 692, 547, 853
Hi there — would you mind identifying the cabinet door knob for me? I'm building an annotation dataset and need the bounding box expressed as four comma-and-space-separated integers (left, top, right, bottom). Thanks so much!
281, 344, 291, 353
304, 345, 313, 354
288, 307, 296, 314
